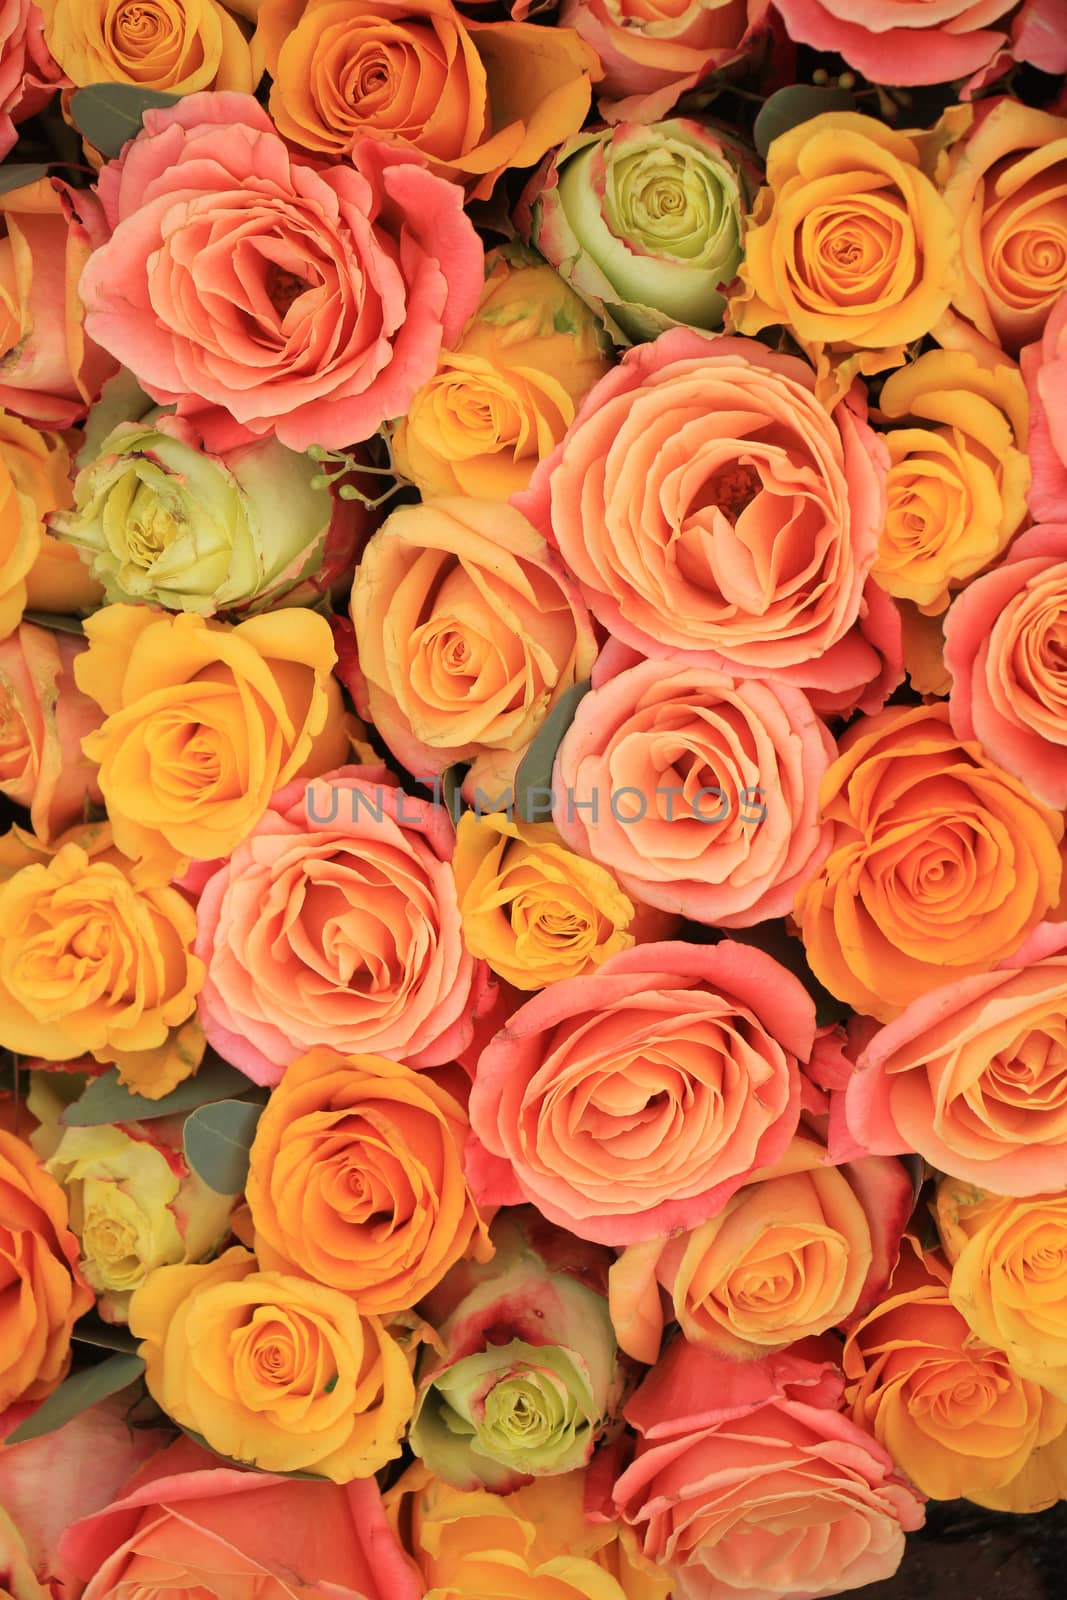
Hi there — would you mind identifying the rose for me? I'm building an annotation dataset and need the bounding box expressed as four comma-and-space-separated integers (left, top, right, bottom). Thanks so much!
392, 247, 612, 501
50, 413, 362, 616
38, 0, 256, 90
258, 0, 598, 199
611, 1340, 925, 1600
0, 177, 115, 426
871, 348, 1030, 614
0, 1510, 48, 1600
522, 118, 751, 343
550, 651, 834, 928
558, 0, 768, 124
943, 524, 1067, 808
1021, 291, 1067, 521
75, 603, 350, 882
454, 810, 653, 989
729, 113, 960, 401
0, 408, 92, 638
845, 924, 1067, 1196
129, 1245, 418, 1481
467, 940, 812, 1245
0, 2, 64, 164
79, 94, 483, 452
246, 1047, 491, 1316
843, 1238, 1067, 1507
410, 1211, 623, 1490
58, 1435, 423, 1600
350, 498, 596, 794
772, 0, 1016, 86
514, 330, 888, 708
0, 823, 205, 1093
940, 100, 1067, 361
0, 622, 103, 839
935, 1178, 1067, 1401
795, 702, 1064, 1023
195, 767, 493, 1081
41, 1118, 233, 1323
608, 1129, 913, 1364
387, 1461, 670, 1600
0, 1126, 91, 1409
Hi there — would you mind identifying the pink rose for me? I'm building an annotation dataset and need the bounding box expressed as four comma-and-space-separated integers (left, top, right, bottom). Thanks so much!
944, 524, 1067, 807
0, 622, 103, 840
514, 330, 889, 706
1012, 0, 1067, 74
551, 646, 835, 927
467, 939, 813, 1245
773, 0, 1016, 87
558, 0, 769, 122
0, 2, 63, 161
79, 93, 483, 452
1021, 293, 1067, 522
59, 1435, 422, 1600
196, 764, 493, 1083
609, 1340, 925, 1600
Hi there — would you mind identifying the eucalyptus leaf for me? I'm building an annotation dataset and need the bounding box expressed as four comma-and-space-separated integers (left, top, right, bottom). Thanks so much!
441, 763, 466, 822
4, 1353, 145, 1444
71, 1319, 141, 1355
21, 611, 87, 637
70, 84, 180, 161
514, 681, 591, 823
184, 1098, 263, 1194
62, 1057, 257, 1127
0, 163, 50, 196
753, 85, 857, 161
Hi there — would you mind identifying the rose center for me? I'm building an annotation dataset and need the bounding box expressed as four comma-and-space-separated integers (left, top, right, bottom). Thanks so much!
266, 262, 309, 318
704, 461, 761, 524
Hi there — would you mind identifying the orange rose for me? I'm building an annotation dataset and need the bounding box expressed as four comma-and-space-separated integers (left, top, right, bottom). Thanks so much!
796, 702, 1064, 1022
38, 0, 257, 92
246, 1048, 492, 1316
0, 408, 100, 631
0, 1126, 92, 1409
258, 0, 599, 199
0, 623, 102, 839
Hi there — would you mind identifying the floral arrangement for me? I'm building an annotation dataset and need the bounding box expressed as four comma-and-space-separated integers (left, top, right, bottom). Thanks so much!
0, 1, 1065, 1596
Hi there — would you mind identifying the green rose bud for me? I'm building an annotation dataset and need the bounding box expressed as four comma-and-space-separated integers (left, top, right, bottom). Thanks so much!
524, 118, 755, 343
410, 1210, 624, 1491
49, 413, 350, 616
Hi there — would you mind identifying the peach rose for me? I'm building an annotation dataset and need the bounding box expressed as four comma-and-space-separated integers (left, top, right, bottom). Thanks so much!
795, 702, 1064, 1023
939, 99, 1067, 361
258, 0, 598, 199
351, 498, 596, 795
0, 407, 101, 622
944, 523, 1067, 807
0, 2, 64, 162
467, 939, 813, 1245
246, 1047, 491, 1315
0, 1126, 92, 1409
773, 0, 1016, 86
0, 622, 102, 840
0, 177, 115, 426
846, 923, 1067, 1195
38, 0, 257, 91
611, 1340, 925, 1600
195, 767, 493, 1082
558, 0, 768, 123
843, 1238, 1067, 1506
79, 93, 483, 451
59, 1435, 423, 1600
1021, 290, 1067, 522
608, 1129, 912, 1364
551, 649, 834, 928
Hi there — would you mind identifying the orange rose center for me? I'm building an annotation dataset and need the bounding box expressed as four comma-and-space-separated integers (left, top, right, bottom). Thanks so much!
705, 461, 761, 525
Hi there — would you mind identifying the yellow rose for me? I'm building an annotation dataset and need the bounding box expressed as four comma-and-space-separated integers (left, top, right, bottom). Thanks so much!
75, 605, 350, 881
936, 1178, 1067, 1403
0, 1507, 52, 1600
387, 1461, 671, 1600
0, 822, 205, 1095
393, 249, 611, 502
129, 1245, 417, 1481
730, 112, 961, 402
38, 0, 258, 92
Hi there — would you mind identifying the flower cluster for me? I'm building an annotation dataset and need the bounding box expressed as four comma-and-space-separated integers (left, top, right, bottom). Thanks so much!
0, 4, 1065, 1600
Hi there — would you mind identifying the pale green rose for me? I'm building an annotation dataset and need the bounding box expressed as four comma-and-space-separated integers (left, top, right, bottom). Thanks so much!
525, 118, 753, 343
49, 413, 342, 616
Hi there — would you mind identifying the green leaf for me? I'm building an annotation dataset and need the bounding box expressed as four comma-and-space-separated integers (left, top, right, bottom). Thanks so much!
441, 763, 466, 822
69, 84, 180, 161
514, 681, 591, 824
753, 86, 857, 161
71, 1319, 141, 1355
4, 1353, 145, 1444
0, 163, 51, 196
184, 1098, 263, 1194
21, 611, 87, 637
63, 1056, 258, 1127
